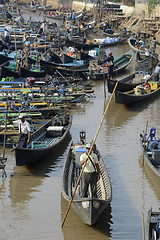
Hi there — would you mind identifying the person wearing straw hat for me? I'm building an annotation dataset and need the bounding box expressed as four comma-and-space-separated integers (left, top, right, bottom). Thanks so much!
7, 114, 31, 148
80, 143, 100, 198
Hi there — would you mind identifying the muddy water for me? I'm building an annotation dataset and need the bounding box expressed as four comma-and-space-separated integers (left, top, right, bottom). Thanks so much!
0, 11, 160, 239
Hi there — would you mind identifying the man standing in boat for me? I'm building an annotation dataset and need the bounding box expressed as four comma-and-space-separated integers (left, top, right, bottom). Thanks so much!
7, 114, 31, 148
80, 143, 100, 198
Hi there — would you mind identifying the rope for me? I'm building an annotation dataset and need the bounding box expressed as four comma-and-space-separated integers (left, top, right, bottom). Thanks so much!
61, 81, 118, 228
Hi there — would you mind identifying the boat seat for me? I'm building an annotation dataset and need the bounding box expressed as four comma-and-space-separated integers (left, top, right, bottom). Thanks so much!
28, 131, 46, 148
31, 140, 47, 149
46, 137, 57, 146
8, 61, 17, 70
151, 216, 158, 223
116, 58, 127, 66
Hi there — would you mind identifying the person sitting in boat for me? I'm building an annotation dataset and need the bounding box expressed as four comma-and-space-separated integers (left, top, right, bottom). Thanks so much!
7, 114, 31, 148
144, 45, 151, 57
153, 63, 160, 81
80, 143, 100, 198
143, 79, 151, 94
106, 52, 114, 80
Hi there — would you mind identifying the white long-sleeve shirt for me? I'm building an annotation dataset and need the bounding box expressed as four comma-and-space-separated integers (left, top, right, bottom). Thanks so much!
13, 120, 31, 134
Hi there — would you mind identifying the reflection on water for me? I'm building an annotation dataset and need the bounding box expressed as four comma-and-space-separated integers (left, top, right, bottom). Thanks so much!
0, 43, 159, 239
61, 196, 112, 240
9, 134, 72, 205
139, 155, 160, 200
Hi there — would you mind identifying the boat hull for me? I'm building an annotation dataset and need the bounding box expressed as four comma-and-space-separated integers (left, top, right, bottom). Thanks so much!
65, 37, 127, 50
15, 116, 72, 166
61, 140, 112, 225
115, 87, 160, 105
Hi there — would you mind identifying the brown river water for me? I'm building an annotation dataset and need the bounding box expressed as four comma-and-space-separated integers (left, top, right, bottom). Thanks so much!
0, 10, 159, 240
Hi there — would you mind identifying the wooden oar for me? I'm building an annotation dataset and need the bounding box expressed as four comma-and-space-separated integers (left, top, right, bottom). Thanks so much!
61, 81, 118, 228
103, 43, 106, 99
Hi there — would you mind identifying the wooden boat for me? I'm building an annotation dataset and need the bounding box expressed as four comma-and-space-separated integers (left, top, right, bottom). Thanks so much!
135, 51, 159, 70
61, 131, 112, 225
128, 36, 143, 53
140, 127, 160, 179
86, 50, 133, 81
107, 71, 152, 93
115, 80, 160, 105
65, 37, 128, 50
19, 66, 46, 78
103, 29, 121, 38
14, 114, 72, 166
40, 58, 89, 69
42, 63, 88, 76
44, 12, 64, 20
0, 52, 13, 65
1, 61, 20, 78
145, 208, 160, 240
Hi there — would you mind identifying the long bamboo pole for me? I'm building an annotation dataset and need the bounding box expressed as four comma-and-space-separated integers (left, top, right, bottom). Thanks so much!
61, 81, 118, 228
103, 43, 106, 99
141, 212, 145, 240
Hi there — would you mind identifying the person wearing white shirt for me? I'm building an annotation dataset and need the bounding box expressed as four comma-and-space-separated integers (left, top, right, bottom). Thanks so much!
80, 143, 100, 197
4, 29, 11, 44
7, 114, 31, 148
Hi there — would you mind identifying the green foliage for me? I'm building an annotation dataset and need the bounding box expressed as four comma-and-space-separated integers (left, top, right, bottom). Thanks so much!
148, 0, 156, 16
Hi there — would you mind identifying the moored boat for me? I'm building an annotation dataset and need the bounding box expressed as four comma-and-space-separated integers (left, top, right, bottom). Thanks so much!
65, 37, 128, 50
145, 208, 160, 240
128, 36, 143, 53
14, 114, 72, 166
115, 81, 160, 105
135, 51, 159, 70
140, 127, 160, 179
86, 50, 133, 81
107, 71, 152, 93
61, 131, 112, 225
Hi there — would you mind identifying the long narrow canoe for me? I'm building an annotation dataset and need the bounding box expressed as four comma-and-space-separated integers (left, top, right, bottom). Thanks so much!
145, 208, 160, 240
62, 132, 112, 225
140, 129, 160, 179
115, 84, 160, 105
86, 50, 133, 81
107, 72, 152, 93
128, 36, 143, 53
14, 114, 72, 166
135, 52, 158, 70
40, 58, 89, 69
19, 66, 46, 78
65, 37, 128, 50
